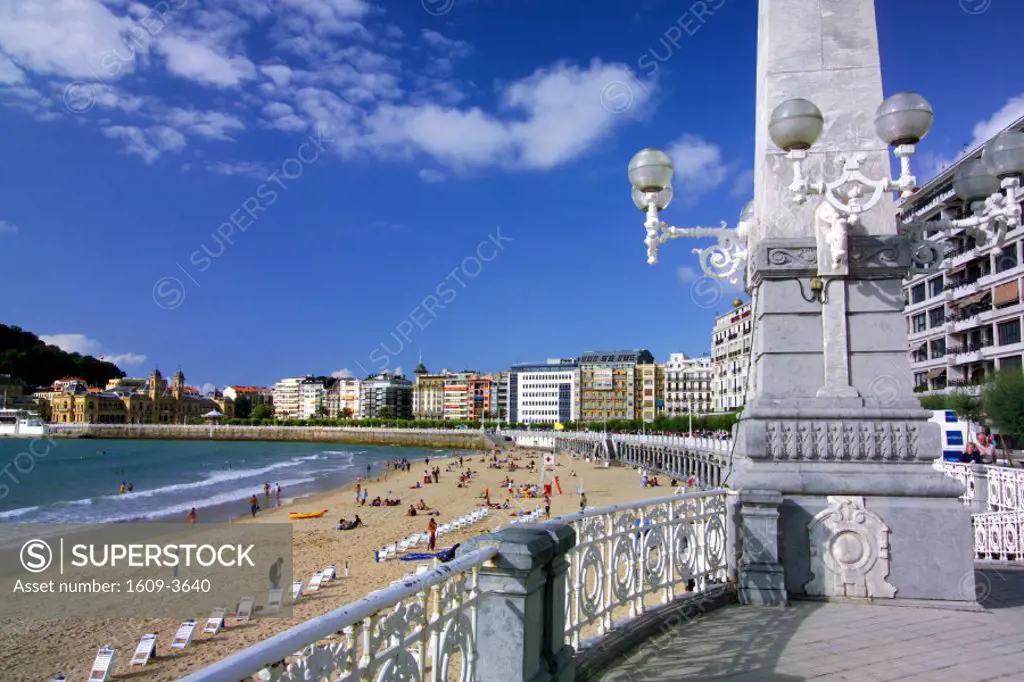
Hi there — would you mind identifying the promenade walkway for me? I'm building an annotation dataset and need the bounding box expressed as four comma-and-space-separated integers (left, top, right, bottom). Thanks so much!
596, 566, 1024, 682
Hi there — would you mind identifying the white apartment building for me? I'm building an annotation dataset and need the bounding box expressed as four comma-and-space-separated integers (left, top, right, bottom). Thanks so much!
328, 377, 361, 418
298, 380, 324, 420
899, 115, 1024, 395
663, 353, 713, 415
711, 301, 753, 412
508, 359, 578, 425
271, 377, 303, 419
443, 372, 472, 421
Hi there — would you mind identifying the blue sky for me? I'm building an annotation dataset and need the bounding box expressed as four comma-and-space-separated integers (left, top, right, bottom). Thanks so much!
1, 0, 1022, 391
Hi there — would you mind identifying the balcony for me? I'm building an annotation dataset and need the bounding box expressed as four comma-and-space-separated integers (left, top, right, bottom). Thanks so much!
945, 244, 978, 269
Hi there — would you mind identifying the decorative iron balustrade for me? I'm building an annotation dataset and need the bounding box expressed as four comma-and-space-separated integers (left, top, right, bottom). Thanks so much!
557, 491, 729, 651
973, 511, 1023, 562
178, 547, 497, 682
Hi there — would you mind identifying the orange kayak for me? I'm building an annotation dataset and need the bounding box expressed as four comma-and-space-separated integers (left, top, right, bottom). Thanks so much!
288, 509, 328, 520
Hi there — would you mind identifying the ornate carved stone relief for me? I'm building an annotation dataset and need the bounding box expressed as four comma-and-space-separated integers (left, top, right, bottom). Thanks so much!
805, 496, 896, 599
763, 420, 919, 462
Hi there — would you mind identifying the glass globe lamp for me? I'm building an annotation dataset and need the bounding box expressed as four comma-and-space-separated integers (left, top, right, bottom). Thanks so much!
953, 159, 1001, 202
628, 148, 673, 193
768, 99, 824, 151
874, 92, 934, 146
632, 185, 673, 212
982, 131, 1024, 179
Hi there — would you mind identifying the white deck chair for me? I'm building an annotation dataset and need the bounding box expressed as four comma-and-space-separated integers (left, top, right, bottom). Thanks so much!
323, 564, 337, 581
171, 620, 197, 649
308, 571, 323, 592
203, 608, 226, 634
398, 538, 411, 552
291, 579, 304, 600
88, 646, 116, 682
267, 588, 284, 612
236, 596, 254, 622
129, 634, 157, 666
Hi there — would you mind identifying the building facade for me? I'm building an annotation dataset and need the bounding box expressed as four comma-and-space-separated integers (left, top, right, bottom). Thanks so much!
46, 369, 233, 424
360, 372, 413, 419
327, 377, 361, 418
412, 362, 446, 420
577, 350, 653, 422
468, 374, 493, 421
271, 377, 303, 420
663, 353, 713, 416
634, 363, 666, 422
899, 115, 1024, 395
508, 359, 578, 425
223, 386, 274, 409
711, 301, 753, 413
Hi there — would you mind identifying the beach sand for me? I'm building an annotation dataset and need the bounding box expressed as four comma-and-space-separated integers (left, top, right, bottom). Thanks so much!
1, 448, 676, 681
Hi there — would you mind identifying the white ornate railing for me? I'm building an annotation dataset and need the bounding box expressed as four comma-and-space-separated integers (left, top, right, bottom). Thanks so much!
179, 547, 497, 682
973, 511, 1024, 562
933, 459, 1024, 511
557, 490, 729, 651
933, 459, 979, 505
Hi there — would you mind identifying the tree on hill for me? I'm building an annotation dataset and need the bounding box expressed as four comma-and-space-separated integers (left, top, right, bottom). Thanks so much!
0, 324, 125, 388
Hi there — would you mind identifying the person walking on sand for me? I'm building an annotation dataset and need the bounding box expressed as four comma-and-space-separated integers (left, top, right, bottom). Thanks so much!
428, 517, 438, 550
249, 494, 260, 518
355, 481, 361, 504
361, 488, 368, 506
187, 507, 197, 524
264, 482, 270, 498
579, 493, 587, 512
544, 494, 551, 519
276, 483, 282, 506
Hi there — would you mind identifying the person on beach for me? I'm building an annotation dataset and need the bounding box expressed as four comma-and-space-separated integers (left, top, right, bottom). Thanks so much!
264, 482, 270, 498
249, 494, 260, 518
187, 507, 197, 524
427, 517, 438, 550
355, 482, 361, 503
416, 499, 429, 511
127, 481, 133, 493
579, 493, 587, 512
361, 488, 368, 506
406, 505, 417, 517
119, 481, 126, 495
544, 494, 551, 518
276, 483, 282, 506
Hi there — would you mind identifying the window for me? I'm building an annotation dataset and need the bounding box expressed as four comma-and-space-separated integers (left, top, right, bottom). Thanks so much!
911, 283, 926, 304
1001, 355, 1023, 372
912, 314, 926, 333
997, 319, 1021, 346
996, 243, 1019, 273
929, 277, 943, 298
928, 307, 945, 328
930, 338, 946, 358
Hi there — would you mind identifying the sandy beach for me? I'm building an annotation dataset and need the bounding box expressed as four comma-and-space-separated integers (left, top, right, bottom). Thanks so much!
1, 447, 676, 681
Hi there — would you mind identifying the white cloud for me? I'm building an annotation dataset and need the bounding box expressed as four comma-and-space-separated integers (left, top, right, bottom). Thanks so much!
666, 135, 728, 203
393, 366, 403, 377
0, 220, 17, 235
421, 29, 472, 59
40, 333, 147, 367
200, 382, 217, 395
418, 168, 446, 183
102, 125, 186, 163
40, 333, 103, 355
100, 352, 148, 366
0, 52, 25, 84
676, 266, 702, 283
0, 0, 138, 79
331, 368, 354, 378
206, 161, 269, 178
730, 168, 755, 199
164, 108, 245, 141
155, 35, 256, 87
969, 94, 1024, 149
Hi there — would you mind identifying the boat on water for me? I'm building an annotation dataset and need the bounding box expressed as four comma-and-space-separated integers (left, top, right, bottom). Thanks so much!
288, 509, 329, 520
0, 409, 48, 437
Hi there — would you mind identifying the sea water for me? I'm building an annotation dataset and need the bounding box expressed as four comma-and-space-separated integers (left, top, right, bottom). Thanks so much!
0, 439, 458, 525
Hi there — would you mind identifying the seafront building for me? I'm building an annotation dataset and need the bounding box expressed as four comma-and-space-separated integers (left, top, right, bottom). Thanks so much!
45, 368, 233, 424
360, 371, 413, 419
663, 353, 713, 416
507, 359, 578, 425
442, 371, 473, 420
711, 301, 753, 412
634, 362, 666, 422
468, 373, 493, 421
576, 349, 654, 422
412, 362, 446, 419
271, 377, 303, 419
326, 377, 361, 418
899, 115, 1024, 394
223, 386, 273, 410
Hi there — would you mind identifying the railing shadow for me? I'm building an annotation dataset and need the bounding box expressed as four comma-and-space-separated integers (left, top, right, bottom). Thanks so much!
591, 596, 819, 682
978, 565, 1024, 609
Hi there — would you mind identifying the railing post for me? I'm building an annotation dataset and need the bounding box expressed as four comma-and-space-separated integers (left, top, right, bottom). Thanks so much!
461, 524, 576, 682
971, 463, 991, 511
735, 489, 787, 606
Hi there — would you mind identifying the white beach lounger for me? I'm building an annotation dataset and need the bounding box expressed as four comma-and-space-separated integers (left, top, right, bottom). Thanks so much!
308, 571, 323, 592
236, 596, 254, 621
399, 538, 411, 552
129, 634, 157, 666
171, 620, 196, 649
204, 608, 226, 634
323, 564, 337, 581
88, 646, 116, 682
291, 579, 304, 600
267, 588, 284, 612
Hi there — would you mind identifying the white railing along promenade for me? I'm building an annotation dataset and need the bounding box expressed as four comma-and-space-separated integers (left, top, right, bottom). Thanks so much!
179, 547, 497, 682
556, 490, 729, 651
934, 459, 1024, 563
46, 423, 489, 435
